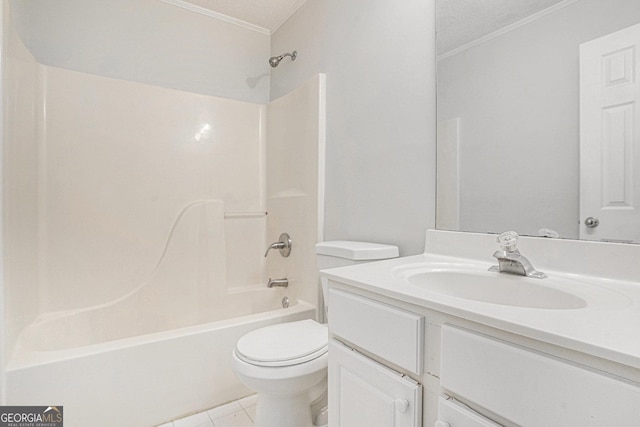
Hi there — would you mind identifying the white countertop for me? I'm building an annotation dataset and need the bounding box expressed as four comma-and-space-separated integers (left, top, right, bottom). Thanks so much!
321, 249, 640, 371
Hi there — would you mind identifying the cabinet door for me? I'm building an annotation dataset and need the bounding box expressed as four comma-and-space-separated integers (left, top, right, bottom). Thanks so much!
329, 339, 422, 427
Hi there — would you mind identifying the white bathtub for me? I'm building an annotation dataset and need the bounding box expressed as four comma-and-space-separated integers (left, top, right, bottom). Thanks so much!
6, 298, 316, 427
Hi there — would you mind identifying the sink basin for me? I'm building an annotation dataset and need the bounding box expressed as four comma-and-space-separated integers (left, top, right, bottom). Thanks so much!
398, 266, 587, 309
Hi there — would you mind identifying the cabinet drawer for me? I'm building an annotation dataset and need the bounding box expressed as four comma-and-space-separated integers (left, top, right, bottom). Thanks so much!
437, 398, 500, 427
329, 288, 424, 374
441, 324, 640, 426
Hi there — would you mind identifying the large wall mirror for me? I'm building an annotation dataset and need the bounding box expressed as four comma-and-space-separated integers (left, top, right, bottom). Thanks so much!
436, 0, 640, 243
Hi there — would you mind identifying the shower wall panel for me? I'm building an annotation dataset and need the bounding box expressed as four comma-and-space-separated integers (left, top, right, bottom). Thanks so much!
2, 0, 41, 367
266, 74, 326, 308
40, 67, 266, 312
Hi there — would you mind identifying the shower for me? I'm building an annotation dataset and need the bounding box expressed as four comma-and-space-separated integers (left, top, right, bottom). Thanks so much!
269, 51, 297, 67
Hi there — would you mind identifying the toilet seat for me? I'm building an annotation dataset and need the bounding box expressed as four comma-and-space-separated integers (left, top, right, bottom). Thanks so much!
235, 319, 328, 367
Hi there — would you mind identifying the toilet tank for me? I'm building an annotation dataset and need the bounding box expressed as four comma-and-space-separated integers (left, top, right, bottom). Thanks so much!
315, 241, 399, 321
315, 241, 399, 270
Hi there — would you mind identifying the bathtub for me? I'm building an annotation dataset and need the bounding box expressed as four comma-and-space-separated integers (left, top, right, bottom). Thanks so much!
6, 297, 316, 427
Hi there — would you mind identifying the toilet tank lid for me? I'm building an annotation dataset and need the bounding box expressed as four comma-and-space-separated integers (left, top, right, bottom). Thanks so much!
315, 241, 399, 260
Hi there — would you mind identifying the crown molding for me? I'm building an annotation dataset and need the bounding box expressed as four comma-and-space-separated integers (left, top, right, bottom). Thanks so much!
438, 0, 580, 61
160, 0, 271, 35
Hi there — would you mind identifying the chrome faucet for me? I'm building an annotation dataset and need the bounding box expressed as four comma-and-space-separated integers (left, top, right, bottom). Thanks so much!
489, 231, 546, 279
267, 278, 289, 288
264, 233, 292, 257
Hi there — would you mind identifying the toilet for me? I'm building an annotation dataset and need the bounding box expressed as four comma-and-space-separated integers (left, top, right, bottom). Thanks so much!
231, 240, 399, 427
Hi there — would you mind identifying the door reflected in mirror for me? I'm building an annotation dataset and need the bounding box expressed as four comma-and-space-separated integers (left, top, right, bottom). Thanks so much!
436, 0, 640, 243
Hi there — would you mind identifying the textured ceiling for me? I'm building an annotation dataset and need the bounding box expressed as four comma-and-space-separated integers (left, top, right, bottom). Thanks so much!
437, 0, 571, 55
180, 0, 306, 32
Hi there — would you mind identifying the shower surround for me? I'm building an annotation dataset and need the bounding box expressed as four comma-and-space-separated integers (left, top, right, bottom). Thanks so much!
3, 7, 326, 425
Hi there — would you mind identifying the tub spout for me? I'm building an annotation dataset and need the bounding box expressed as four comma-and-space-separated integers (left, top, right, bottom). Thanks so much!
267, 278, 289, 288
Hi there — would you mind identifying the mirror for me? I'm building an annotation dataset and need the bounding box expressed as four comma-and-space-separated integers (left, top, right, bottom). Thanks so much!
436, 0, 640, 243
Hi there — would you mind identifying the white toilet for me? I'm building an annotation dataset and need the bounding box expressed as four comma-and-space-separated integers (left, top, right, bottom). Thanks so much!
231, 240, 399, 427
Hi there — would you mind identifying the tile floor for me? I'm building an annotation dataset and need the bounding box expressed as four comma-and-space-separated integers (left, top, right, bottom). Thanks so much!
157, 395, 256, 427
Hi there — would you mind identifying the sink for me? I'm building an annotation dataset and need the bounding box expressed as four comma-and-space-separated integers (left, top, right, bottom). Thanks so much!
397, 265, 588, 309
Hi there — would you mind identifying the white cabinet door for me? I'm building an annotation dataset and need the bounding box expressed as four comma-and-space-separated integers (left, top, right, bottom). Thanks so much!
328, 339, 422, 427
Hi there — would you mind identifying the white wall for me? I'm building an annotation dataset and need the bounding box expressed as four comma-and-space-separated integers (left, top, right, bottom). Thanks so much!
271, 0, 437, 255
437, 0, 640, 239
9, 0, 271, 103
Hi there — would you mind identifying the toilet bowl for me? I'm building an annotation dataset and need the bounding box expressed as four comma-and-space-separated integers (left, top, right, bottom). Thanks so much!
231, 241, 399, 427
231, 320, 328, 427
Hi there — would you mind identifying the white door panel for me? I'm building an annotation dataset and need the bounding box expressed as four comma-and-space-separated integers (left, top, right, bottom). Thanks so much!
580, 22, 640, 242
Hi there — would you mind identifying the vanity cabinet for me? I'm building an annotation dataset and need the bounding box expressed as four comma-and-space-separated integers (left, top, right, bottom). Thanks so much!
326, 281, 640, 427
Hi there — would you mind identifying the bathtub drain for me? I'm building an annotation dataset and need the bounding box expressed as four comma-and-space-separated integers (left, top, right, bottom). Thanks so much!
281, 296, 290, 308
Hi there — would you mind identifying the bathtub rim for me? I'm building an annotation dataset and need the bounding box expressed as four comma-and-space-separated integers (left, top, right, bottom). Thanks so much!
8, 299, 317, 371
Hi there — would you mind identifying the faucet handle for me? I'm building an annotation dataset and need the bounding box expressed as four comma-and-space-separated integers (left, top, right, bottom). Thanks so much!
264, 233, 292, 257
497, 231, 519, 252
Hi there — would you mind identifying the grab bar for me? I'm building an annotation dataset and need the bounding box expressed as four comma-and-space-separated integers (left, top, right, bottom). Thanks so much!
224, 211, 267, 219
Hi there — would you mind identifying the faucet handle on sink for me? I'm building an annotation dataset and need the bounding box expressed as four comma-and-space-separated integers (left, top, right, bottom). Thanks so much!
491, 231, 546, 279
497, 231, 519, 253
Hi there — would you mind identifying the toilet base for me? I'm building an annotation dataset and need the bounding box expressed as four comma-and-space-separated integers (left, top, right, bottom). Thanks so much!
252, 376, 327, 427
254, 392, 315, 427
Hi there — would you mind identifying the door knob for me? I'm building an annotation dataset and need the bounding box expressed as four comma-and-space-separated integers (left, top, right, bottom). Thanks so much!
395, 398, 410, 413
584, 217, 600, 228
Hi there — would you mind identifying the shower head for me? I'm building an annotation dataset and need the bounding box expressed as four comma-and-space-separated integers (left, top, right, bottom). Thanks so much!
269, 51, 297, 68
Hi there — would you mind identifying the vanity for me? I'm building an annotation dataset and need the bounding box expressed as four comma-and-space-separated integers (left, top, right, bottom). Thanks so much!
321, 230, 640, 427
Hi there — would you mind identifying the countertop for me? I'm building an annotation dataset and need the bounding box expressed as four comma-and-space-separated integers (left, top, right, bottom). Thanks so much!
321, 252, 640, 371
